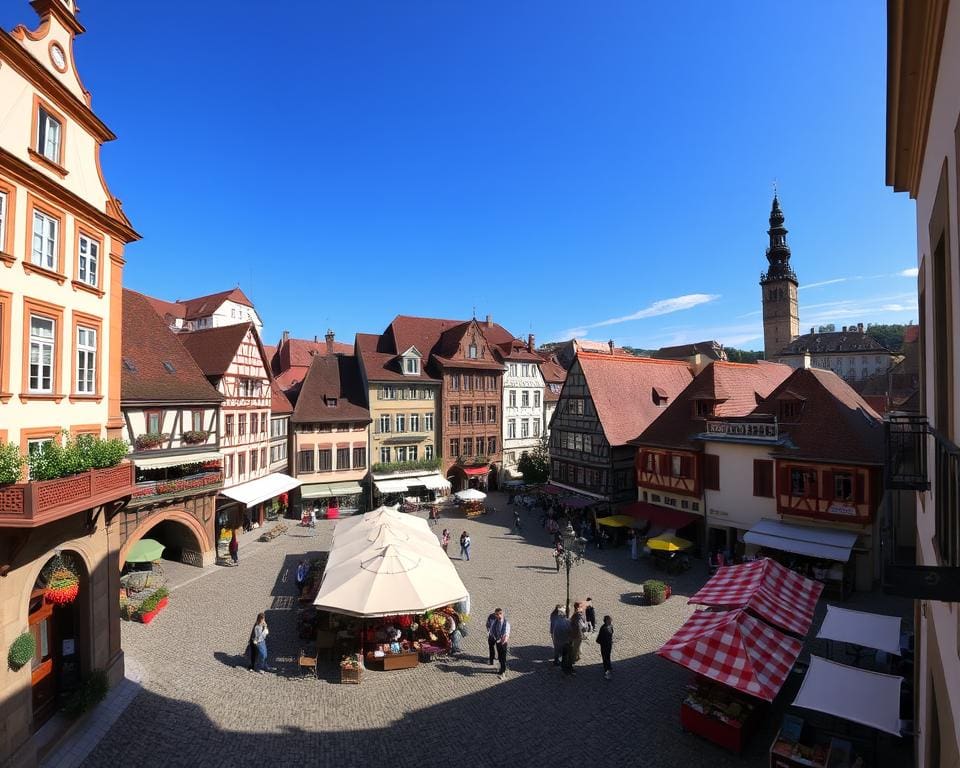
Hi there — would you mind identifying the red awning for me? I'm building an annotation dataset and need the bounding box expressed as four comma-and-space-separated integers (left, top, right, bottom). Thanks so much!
562, 496, 595, 509
620, 502, 698, 530
688, 558, 824, 636
461, 466, 489, 476
542, 484, 564, 495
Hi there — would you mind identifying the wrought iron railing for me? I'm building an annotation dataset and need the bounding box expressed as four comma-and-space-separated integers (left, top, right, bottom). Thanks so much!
884, 413, 929, 491
931, 425, 960, 568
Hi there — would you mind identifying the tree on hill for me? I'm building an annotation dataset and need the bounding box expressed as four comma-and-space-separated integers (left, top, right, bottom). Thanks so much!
866, 323, 908, 352
725, 347, 763, 363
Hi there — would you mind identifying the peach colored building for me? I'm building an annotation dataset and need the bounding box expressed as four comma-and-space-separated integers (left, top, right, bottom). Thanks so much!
0, 2, 139, 764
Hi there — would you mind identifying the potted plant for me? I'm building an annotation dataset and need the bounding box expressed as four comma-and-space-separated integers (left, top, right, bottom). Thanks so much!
340, 652, 364, 684
643, 579, 669, 605
181, 430, 210, 445
7, 632, 35, 671
134, 587, 169, 624
135, 433, 168, 450
43, 554, 80, 605
63, 669, 109, 718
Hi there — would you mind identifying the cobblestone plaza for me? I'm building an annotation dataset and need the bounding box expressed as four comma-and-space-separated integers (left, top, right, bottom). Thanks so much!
76, 494, 910, 768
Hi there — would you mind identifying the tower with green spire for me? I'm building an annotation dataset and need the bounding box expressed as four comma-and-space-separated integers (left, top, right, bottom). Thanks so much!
760, 194, 799, 360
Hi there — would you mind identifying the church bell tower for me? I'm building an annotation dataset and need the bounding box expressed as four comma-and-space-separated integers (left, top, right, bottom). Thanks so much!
760, 194, 799, 360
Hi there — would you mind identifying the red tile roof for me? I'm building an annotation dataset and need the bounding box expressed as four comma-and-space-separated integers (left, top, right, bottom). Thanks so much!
291, 354, 371, 424
121, 290, 223, 403
178, 323, 267, 379
576, 352, 693, 446
754, 368, 883, 465
270, 380, 294, 415
356, 332, 432, 383
144, 288, 254, 322
902, 324, 920, 344
275, 336, 354, 370
635, 361, 792, 449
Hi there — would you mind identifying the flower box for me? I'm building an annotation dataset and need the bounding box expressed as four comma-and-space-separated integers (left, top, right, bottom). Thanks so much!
136, 596, 168, 624
340, 664, 363, 684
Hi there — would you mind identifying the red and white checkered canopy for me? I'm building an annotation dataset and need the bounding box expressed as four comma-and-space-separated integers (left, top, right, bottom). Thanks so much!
658, 608, 803, 701
688, 558, 824, 636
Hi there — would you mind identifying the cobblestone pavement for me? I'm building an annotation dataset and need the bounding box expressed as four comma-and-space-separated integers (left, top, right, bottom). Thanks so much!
80, 493, 913, 768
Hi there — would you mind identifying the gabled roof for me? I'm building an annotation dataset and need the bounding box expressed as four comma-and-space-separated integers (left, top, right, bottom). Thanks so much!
432, 320, 505, 370
356, 332, 437, 383
654, 340, 727, 362
121, 290, 223, 404
754, 368, 883, 465
634, 361, 792, 449
179, 323, 266, 379
779, 330, 892, 356
499, 338, 544, 362
145, 288, 254, 321
575, 352, 693, 447
270, 380, 294, 415
291, 354, 371, 424
274, 336, 353, 371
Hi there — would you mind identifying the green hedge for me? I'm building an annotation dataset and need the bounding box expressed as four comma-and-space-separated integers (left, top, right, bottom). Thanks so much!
0, 441, 25, 485
371, 457, 442, 475
28, 433, 128, 482
135, 587, 169, 616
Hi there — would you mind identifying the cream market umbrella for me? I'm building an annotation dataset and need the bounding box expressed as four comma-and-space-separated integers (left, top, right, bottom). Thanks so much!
333, 505, 430, 540
455, 488, 486, 502
334, 516, 436, 550
315, 543, 468, 617
326, 523, 447, 571
125, 539, 165, 563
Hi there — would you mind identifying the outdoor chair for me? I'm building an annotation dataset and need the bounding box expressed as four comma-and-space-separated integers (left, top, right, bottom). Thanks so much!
298, 648, 318, 678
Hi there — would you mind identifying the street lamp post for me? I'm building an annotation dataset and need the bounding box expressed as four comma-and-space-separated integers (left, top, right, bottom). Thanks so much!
561, 521, 587, 616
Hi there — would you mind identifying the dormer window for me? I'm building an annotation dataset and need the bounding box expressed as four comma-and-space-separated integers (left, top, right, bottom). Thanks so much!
779, 398, 803, 422
468, 344, 478, 359
326, 397, 338, 407
652, 387, 668, 407
405, 357, 419, 375
694, 399, 714, 417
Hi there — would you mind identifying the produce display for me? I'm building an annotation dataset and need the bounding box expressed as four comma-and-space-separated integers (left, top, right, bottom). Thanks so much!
682, 680, 756, 728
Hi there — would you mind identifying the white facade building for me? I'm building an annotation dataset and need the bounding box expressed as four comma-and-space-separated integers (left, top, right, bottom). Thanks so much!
501, 354, 546, 479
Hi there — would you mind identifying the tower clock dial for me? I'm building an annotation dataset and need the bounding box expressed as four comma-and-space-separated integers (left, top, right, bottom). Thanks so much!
50, 43, 66, 72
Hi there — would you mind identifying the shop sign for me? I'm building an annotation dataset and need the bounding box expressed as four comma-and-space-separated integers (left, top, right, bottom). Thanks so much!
705, 421, 778, 440
828, 502, 858, 517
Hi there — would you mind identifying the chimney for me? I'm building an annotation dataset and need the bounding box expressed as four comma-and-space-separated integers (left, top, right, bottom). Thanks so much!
608, 339, 615, 355
527, 333, 535, 353
485, 314, 493, 327
841, 326, 847, 333
857, 322, 864, 333
325, 329, 335, 355
802, 351, 812, 369
282, 330, 290, 344
810, 327, 814, 334
314, 335, 319, 343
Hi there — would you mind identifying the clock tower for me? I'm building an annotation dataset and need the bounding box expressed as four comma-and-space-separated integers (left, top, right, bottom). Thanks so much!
760, 194, 799, 360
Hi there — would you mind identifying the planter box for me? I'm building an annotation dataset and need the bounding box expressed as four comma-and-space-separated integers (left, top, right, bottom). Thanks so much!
136, 596, 169, 624
340, 665, 363, 684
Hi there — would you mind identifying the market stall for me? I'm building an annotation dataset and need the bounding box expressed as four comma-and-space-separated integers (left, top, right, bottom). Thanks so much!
815, 606, 903, 657
688, 558, 824, 636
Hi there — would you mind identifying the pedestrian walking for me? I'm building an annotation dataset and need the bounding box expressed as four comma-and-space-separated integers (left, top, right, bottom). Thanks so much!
295, 560, 307, 594
487, 608, 511, 679
554, 541, 564, 572
596, 615, 614, 679
584, 597, 596, 633
430, 505, 439, 526
549, 605, 566, 665
249, 613, 269, 672
513, 510, 522, 533
460, 531, 471, 561
629, 529, 639, 560
570, 602, 587, 663
441, 528, 451, 555
229, 530, 239, 564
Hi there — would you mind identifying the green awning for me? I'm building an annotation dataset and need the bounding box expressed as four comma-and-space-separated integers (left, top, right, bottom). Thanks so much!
301, 481, 363, 500
126, 538, 165, 563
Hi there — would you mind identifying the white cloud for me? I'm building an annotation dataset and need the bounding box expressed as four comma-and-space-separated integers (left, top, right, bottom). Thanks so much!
880, 304, 911, 312
799, 277, 857, 291
899, 267, 919, 277
553, 293, 720, 340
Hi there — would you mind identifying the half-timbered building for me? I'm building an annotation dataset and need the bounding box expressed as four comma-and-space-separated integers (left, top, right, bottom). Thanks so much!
120, 289, 222, 568
291, 353, 370, 516
178, 323, 299, 530
549, 352, 691, 505
145, 286, 263, 334
632, 361, 791, 543
0, 2, 140, 761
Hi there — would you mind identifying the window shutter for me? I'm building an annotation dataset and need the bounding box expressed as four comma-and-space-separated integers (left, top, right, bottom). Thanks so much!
854, 471, 866, 504
680, 455, 692, 479
778, 465, 790, 498
821, 470, 834, 500
659, 453, 670, 475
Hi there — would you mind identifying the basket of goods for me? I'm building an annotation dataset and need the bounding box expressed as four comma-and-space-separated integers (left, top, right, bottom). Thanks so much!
340, 653, 363, 684
43, 554, 81, 605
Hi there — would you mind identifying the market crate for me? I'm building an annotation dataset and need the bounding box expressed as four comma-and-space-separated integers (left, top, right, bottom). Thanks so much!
340, 664, 363, 684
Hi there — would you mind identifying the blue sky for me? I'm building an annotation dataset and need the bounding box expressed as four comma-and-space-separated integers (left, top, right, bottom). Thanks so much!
4, 1, 917, 350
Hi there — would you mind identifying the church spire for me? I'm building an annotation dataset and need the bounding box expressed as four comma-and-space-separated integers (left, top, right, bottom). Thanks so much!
760, 194, 797, 285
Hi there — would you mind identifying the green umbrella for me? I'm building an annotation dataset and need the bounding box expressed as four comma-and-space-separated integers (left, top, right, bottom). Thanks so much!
126, 538, 165, 563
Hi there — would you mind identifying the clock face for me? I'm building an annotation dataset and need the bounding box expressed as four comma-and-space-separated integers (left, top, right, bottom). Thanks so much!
50, 44, 66, 72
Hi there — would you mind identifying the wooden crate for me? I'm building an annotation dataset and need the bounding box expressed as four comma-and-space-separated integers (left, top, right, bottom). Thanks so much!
340, 664, 363, 684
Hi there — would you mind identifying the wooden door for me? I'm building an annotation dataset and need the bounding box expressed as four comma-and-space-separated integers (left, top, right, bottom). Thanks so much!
28, 590, 57, 727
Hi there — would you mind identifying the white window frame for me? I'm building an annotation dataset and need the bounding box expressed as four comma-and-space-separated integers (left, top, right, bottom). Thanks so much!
396, 413, 406, 433
424, 413, 434, 432
76, 326, 96, 394
509, 363, 517, 376
404, 357, 420, 375
507, 419, 516, 439
380, 446, 391, 464
409, 446, 418, 461
0, 191, 6, 252
533, 419, 541, 437
29, 314, 55, 393
396, 446, 407, 462
27, 437, 55, 479
468, 344, 478, 359
509, 390, 516, 408
37, 107, 62, 163
77, 234, 100, 287
31, 209, 59, 270
534, 390, 541, 408
521, 390, 530, 407
521, 419, 529, 438
379, 414, 391, 433
410, 413, 420, 432
424, 444, 433, 461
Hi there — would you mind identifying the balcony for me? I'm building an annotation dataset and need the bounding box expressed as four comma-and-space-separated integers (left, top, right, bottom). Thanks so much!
130, 470, 223, 508
881, 413, 960, 601
0, 462, 135, 528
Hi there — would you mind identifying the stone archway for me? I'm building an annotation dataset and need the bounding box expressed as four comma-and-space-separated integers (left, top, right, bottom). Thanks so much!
119, 508, 213, 569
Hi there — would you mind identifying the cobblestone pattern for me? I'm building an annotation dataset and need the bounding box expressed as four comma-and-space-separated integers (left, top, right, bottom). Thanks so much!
79, 494, 912, 768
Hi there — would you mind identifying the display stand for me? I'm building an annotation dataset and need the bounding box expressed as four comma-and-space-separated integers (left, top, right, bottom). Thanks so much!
680, 679, 764, 754
770, 715, 864, 768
